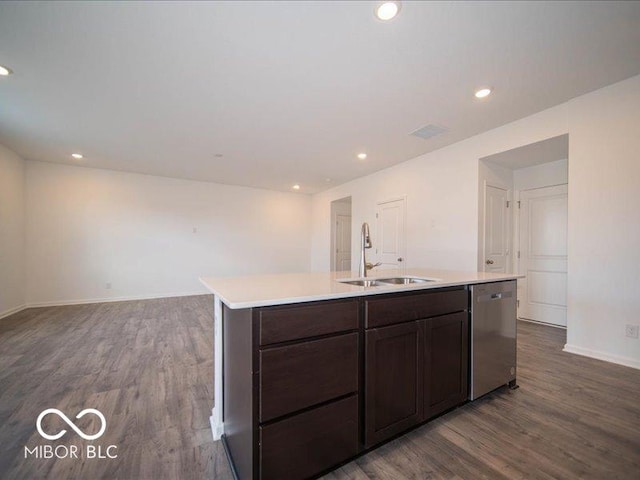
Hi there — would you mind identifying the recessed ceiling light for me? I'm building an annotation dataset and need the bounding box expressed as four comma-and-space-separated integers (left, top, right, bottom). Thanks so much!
375, 1, 401, 21
474, 87, 492, 99
357, 153, 367, 160
71, 153, 83, 159
292, 184, 301, 190
0, 65, 13, 76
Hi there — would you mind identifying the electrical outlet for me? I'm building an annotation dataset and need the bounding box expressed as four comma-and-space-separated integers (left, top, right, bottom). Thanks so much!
105, 282, 112, 290
625, 324, 639, 339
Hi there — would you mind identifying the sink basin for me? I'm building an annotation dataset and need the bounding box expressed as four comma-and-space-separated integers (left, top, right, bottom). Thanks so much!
377, 277, 436, 285
339, 276, 438, 287
339, 279, 381, 287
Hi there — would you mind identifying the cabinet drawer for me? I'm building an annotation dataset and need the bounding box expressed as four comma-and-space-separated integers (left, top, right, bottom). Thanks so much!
365, 288, 467, 328
260, 395, 359, 480
260, 332, 358, 422
259, 299, 358, 346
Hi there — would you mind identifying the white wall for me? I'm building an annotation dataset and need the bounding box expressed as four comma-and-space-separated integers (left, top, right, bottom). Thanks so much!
514, 158, 568, 191
0, 144, 26, 318
311, 104, 568, 273
311, 74, 640, 368
25, 161, 311, 305
7, 75, 640, 367
565, 75, 640, 368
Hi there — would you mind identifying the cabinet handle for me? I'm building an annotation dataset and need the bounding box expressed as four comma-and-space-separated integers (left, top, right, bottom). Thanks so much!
397, 257, 403, 262
486, 259, 494, 265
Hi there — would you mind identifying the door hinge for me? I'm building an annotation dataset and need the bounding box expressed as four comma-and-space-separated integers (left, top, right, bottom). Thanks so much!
506, 200, 510, 208
517, 299, 520, 308
376, 213, 378, 218
517, 201, 521, 208
517, 251, 520, 259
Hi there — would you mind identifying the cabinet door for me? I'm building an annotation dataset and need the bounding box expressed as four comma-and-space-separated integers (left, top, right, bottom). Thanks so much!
424, 312, 469, 420
365, 321, 423, 447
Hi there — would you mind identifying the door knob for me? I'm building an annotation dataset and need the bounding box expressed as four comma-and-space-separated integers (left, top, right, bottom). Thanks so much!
486, 259, 494, 265
397, 257, 403, 262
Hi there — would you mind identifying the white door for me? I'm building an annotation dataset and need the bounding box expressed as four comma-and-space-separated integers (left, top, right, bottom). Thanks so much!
334, 214, 352, 272
518, 184, 568, 326
483, 184, 511, 273
375, 198, 406, 268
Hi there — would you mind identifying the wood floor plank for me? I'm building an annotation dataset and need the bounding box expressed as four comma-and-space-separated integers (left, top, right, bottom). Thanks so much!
1, 297, 638, 479
325, 319, 640, 480
0, 295, 232, 480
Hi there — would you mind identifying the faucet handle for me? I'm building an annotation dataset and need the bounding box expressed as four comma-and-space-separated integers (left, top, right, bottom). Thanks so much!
365, 262, 382, 270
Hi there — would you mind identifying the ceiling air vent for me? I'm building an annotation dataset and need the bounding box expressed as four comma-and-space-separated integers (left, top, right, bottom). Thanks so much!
410, 124, 448, 140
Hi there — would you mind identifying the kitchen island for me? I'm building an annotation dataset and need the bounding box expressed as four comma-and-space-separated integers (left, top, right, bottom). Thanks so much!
200, 268, 521, 480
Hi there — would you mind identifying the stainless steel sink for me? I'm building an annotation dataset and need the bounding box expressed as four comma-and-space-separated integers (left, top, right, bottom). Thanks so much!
339, 276, 438, 287
339, 279, 382, 287
377, 277, 436, 285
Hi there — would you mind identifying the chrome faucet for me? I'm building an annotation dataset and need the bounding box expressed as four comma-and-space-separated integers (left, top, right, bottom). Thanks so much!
359, 222, 381, 277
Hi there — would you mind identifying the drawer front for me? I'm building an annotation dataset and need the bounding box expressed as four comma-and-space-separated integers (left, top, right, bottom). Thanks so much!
365, 288, 467, 328
259, 332, 359, 422
259, 299, 359, 346
260, 395, 359, 480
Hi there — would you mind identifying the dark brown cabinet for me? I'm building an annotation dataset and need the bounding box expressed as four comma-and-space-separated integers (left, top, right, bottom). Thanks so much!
222, 286, 474, 480
223, 299, 361, 480
260, 396, 359, 480
365, 287, 467, 328
365, 320, 423, 447
423, 312, 469, 420
364, 288, 469, 447
259, 332, 359, 422
259, 299, 358, 346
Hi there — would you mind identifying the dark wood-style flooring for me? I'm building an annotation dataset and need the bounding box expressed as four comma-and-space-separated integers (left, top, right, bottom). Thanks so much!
1, 296, 639, 479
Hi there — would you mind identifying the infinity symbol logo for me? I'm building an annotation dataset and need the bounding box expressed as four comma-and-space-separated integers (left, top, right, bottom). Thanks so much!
36, 408, 107, 440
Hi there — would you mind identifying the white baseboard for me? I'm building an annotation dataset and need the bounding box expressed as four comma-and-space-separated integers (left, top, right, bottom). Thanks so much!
518, 317, 567, 330
563, 343, 640, 370
210, 407, 223, 442
0, 304, 27, 320
1, 292, 212, 318
25, 290, 210, 308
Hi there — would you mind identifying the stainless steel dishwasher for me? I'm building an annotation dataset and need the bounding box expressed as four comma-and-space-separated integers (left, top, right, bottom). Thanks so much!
470, 280, 517, 400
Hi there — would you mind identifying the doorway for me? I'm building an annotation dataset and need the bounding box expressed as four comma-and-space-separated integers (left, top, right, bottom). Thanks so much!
482, 183, 511, 273
479, 134, 569, 328
330, 197, 352, 272
375, 197, 407, 268
518, 184, 568, 326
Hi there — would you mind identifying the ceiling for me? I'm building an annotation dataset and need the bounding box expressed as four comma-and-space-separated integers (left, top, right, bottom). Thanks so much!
482, 134, 568, 170
0, 1, 639, 194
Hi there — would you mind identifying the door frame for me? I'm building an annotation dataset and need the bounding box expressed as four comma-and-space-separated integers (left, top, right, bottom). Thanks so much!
330, 196, 352, 272
480, 180, 513, 273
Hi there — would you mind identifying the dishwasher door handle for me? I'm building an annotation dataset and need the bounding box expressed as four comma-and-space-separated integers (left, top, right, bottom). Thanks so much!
477, 291, 513, 302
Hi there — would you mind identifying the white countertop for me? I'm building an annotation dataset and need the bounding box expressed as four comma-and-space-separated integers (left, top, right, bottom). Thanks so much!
199, 268, 523, 309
